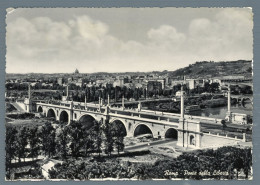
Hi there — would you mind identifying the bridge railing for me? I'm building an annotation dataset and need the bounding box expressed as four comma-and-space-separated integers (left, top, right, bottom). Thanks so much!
202, 131, 246, 141
109, 113, 179, 127
110, 107, 180, 123
36, 101, 223, 125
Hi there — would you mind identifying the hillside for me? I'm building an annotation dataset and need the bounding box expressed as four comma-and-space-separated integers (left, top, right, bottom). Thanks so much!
168, 60, 252, 79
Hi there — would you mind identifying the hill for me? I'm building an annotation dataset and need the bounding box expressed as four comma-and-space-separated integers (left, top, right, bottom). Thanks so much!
168, 60, 252, 79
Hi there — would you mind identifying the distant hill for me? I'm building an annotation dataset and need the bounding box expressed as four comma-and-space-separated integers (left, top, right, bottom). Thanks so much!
6, 60, 252, 80
168, 60, 252, 79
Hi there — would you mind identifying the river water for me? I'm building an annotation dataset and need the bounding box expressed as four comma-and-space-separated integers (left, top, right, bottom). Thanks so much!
188, 103, 253, 119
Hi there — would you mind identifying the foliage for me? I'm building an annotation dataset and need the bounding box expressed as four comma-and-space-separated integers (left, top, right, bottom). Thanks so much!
16, 127, 29, 162
111, 121, 125, 154
6, 119, 252, 180
103, 118, 114, 156
67, 121, 84, 158
56, 125, 70, 159
40, 122, 56, 157
48, 146, 252, 180
5, 126, 18, 178
27, 126, 40, 160
7, 113, 35, 120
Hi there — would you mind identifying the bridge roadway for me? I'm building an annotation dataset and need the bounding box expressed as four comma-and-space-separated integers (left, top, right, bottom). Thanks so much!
36, 100, 224, 126
35, 100, 251, 141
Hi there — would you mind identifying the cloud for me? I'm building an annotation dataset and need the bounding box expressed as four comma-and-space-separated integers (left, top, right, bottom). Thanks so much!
6, 9, 253, 73
74, 16, 108, 40
186, 9, 253, 61
148, 25, 186, 44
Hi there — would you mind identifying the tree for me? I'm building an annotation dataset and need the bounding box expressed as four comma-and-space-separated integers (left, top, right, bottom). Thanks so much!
40, 122, 56, 158
133, 89, 139, 101
56, 125, 70, 159
28, 126, 40, 160
81, 122, 95, 157
111, 122, 125, 155
114, 137, 124, 155
103, 118, 114, 156
243, 148, 252, 179
6, 126, 18, 178
68, 121, 84, 158
17, 126, 29, 162
233, 157, 244, 179
91, 120, 102, 157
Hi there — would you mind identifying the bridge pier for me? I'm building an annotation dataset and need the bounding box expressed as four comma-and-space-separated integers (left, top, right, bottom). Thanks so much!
177, 118, 202, 148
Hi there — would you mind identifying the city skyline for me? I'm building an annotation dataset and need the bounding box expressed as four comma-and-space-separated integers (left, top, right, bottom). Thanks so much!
6, 8, 253, 73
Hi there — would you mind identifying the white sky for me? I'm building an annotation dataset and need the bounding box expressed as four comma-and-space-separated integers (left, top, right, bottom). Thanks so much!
6, 8, 253, 73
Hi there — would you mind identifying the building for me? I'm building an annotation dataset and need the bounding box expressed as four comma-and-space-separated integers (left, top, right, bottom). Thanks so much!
186, 79, 195, 89
156, 79, 166, 89
146, 80, 162, 93
175, 90, 186, 97
75, 68, 79, 74
57, 78, 63, 86
113, 76, 128, 87
75, 78, 83, 87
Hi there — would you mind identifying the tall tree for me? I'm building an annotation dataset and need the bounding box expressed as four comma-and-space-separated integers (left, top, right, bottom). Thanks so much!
28, 126, 40, 160
56, 125, 70, 159
17, 126, 29, 162
6, 126, 18, 178
68, 121, 84, 158
103, 118, 114, 157
91, 120, 102, 157
111, 123, 125, 155
40, 122, 56, 158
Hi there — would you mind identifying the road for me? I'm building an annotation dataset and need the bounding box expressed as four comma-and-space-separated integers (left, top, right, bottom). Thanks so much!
10, 102, 25, 112
124, 139, 177, 152
201, 122, 252, 132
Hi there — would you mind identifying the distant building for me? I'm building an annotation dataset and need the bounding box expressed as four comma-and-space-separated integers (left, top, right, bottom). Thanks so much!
113, 76, 128, 87
156, 79, 166, 89
186, 79, 195, 89
75, 68, 79, 74
146, 81, 162, 92
176, 90, 186, 97
57, 78, 63, 86
68, 77, 73, 83
75, 78, 83, 87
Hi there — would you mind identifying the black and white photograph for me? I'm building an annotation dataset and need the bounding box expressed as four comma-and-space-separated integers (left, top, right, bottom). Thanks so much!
5, 8, 253, 180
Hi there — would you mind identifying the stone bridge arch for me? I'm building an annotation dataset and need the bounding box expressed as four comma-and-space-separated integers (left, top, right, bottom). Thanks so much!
241, 97, 253, 105
109, 118, 128, 137
46, 108, 56, 120
37, 106, 43, 113
133, 123, 155, 138
78, 114, 97, 129
59, 110, 70, 124
165, 128, 178, 140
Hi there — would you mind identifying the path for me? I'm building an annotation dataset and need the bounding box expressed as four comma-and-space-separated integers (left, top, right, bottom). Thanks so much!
41, 159, 63, 179
125, 139, 177, 152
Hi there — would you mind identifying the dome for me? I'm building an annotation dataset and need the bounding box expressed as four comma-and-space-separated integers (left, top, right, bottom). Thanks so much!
75, 68, 79, 74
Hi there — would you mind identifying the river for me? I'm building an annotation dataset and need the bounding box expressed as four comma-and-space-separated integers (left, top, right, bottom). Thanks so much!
188, 103, 253, 119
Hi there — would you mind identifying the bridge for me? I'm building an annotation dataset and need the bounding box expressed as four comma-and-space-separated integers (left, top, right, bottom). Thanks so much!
35, 100, 225, 138
23, 85, 250, 149
230, 94, 253, 103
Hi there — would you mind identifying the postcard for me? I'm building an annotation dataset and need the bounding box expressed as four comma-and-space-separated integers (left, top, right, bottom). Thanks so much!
5, 7, 253, 180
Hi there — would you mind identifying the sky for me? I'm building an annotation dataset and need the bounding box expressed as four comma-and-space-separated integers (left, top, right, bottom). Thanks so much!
6, 8, 253, 73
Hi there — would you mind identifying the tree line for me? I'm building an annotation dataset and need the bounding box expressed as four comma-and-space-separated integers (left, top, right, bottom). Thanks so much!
6, 118, 125, 179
